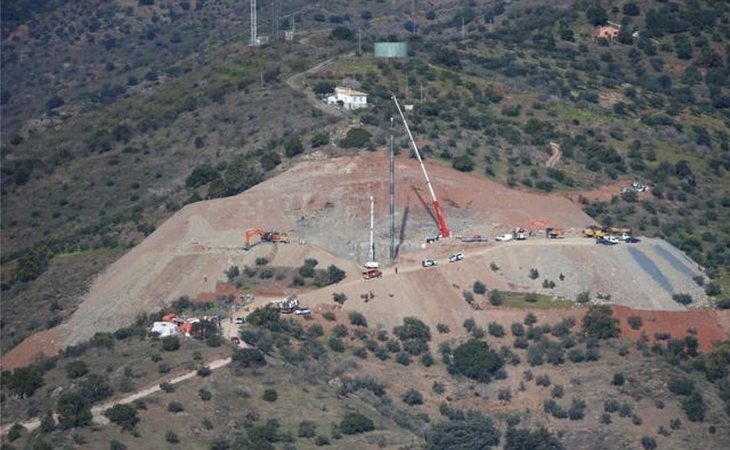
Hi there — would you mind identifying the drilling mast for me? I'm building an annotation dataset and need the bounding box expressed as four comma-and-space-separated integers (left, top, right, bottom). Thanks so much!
365, 195, 378, 268
392, 95, 451, 238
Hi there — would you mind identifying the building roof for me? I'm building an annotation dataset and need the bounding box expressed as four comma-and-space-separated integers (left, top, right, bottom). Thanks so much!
335, 86, 367, 97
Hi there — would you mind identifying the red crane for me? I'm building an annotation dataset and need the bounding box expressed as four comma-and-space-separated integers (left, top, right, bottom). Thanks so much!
393, 95, 451, 238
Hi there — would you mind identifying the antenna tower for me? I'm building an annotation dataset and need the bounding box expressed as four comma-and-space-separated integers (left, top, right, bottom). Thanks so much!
250, 0, 258, 45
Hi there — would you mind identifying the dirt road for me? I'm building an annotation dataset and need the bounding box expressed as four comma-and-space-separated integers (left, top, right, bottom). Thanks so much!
0, 357, 233, 436
286, 52, 353, 117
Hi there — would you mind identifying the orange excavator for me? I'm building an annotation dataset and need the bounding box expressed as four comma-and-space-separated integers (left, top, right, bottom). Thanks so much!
244, 228, 289, 249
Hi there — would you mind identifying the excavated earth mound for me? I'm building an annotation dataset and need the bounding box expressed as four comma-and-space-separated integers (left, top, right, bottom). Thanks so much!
2, 152, 721, 369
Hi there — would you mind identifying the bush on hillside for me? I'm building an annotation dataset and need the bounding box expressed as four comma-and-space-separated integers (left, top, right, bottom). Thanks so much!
449, 339, 504, 383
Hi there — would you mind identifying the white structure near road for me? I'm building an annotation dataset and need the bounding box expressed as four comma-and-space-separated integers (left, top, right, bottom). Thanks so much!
151, 321, 178, 337
327, 87, 368, 110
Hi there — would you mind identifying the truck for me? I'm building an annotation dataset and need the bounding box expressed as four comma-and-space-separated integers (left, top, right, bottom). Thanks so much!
514, 228, 527, 240
362, 268, 383, 279
546, 227, 565, 239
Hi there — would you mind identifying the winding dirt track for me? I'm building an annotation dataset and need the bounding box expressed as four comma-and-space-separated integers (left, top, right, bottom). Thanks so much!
0, 356, 233, 436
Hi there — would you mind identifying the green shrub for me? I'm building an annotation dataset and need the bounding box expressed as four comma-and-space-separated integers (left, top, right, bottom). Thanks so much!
165, 431, 179, 443
488, 322, 505, 338
612, 373, 625, 386
7, 423, 24, 442
452, 155, 474, 172
672, 293, 693, 305
331, 26, 354, 40
504, 426, 563, 450
262, 389, 278, 402
582, 305, 620, 339
402, 388, 424, 406
667, 377, 694, 396
681, 391, 707, 421
199, 388, 212, 401
168, 401, 184, 413
2, 365, 45, 398
473, 281, 487, 294
641, 436, 657, 450
339, 412, 374, 434
627, 316, 643, 329
161, 336, 180, 351
298, 420, 317, 438
65, 360, 88, 379
333, 292, 347, 304
349, 311, 368, 327
339, 128, 372, 148
428, 412, 499, 449
56, 392, 92, 429
449, 339, 504, 383
231, 348, 266, 369
104, 404, 139, 431
329, 337, 345, 352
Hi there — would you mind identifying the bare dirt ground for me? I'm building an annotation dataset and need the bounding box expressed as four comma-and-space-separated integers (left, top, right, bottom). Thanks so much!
2, 152, 723, 369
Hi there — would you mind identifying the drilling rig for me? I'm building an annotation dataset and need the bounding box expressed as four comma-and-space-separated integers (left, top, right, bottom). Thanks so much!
392, 95, 451, 239
363, 195, 382, 279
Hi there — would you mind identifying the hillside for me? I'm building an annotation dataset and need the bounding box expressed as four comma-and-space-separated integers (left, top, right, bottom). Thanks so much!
1, 1, 729, 449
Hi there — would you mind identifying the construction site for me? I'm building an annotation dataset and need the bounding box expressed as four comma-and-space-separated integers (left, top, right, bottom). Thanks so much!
1, 97, 722, 370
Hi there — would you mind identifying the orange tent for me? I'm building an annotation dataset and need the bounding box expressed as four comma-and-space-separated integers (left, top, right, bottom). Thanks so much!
179, 322, 193, 334
162, 313, 178, 322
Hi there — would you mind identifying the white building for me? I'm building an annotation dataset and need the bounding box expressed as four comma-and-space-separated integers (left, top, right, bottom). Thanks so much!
326, 87, 368, 110
151, 321, 178, 337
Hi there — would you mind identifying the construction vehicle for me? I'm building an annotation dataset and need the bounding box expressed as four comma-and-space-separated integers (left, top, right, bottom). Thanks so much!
582, 225, 606, 238
393, 95, 451, 238
362, 268, 383, 279
546, 227, 565, 239
607, 226, 632, 235
514, 227, 527, 240
244, 228, 289, 249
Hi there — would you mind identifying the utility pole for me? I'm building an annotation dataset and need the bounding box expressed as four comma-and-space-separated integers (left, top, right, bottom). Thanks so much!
461, 17, 465, 39
420, 83, 424, 103
389, 117, 396, 262
250, 0, 257, 46
404, 68, 409, 98
358, 27, 362, 56
271, 0, 279, 42
411, 0, 416, 36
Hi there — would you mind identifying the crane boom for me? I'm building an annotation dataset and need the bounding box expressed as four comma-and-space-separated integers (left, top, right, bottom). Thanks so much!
392, 95, 451, 238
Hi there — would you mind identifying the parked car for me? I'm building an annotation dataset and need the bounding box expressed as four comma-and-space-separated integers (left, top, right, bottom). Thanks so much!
230, 336, 241, 344
422, 259, 438, 267
495, 233, 513, 242
449, 252, 464, 263
596, 236, 619, 245
294, 308, 311, 316
425, 234, 442, 244
234, 317, 245, 325
625, 236, 641, 243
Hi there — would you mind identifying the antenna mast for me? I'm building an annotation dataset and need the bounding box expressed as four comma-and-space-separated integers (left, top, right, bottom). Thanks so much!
393, 95, 450, 238
250, 0, 257, 46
